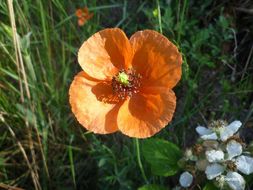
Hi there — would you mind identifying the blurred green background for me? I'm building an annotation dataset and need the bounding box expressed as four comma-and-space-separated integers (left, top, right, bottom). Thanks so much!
0, 0, 252, 189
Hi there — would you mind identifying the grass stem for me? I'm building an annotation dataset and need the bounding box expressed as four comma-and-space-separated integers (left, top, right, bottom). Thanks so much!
156, 0, 163, 34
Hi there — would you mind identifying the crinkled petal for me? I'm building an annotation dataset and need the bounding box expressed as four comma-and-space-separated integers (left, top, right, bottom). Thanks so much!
78, 28, 132, 80
179, 171, 193, 188
130, 30, 182, 89
205, 163, 225, 180
226, 140, 242, 159
236, 155, 253, 175
69, 71, 119, 134
206, 150, 224, 163
225, 172, 245, 190
117, 88, 176, 138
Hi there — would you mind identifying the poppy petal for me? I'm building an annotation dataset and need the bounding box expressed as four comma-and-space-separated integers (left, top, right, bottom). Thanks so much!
78, 17, 86, 26
75, 9, 83, 18
69, 71, 119, 134
130, 30, 182, 89
84, 12, 94, 20
78, 28, 132, 80
83, 7, 89, 14
117, 88, 176, 138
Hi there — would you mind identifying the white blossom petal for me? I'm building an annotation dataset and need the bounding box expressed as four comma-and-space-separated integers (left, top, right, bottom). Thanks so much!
201, 133, 218, 140
195, 126, 218, 140
179, 171, 193, 188
225, 172, 245, 190
196, 126, 212, 136
220, 120, 242, 141
227, 120, 242, 134
205, 163, 225, 180
206, 150, 224, 162
220, 128, 234, 142
236, 155, 253, 175
226, 140, 242, 159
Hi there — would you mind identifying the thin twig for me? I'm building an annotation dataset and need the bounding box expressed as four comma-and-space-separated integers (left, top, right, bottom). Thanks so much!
235, 7, 253, 14
231, 28, 238, 82
0, 183, 25, 190
241, 44, 253, 80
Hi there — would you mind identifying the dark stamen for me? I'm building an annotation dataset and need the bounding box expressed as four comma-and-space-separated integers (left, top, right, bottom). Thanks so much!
226, 160, 237, 171
112, 69, 142, 100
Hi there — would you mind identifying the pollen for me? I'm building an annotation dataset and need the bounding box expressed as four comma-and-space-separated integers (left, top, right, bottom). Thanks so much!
112, 69, 142, 100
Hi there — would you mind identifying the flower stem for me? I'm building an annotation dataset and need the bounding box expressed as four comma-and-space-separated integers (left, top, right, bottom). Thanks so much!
134, 138, 148, 184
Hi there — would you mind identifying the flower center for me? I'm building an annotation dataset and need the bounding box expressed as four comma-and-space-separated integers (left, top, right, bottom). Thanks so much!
192, 144, 203, 155
112, 69, 142, 100
208, 120, 228, 136
209, 120, 228, 129
226, 160, 237, 171
117, 72, 130, 86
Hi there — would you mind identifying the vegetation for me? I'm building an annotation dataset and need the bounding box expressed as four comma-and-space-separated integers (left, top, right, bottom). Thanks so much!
0, 0, 252, 189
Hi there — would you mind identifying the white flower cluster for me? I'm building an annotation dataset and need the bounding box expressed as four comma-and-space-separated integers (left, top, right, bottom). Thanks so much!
178, 120, 253, 190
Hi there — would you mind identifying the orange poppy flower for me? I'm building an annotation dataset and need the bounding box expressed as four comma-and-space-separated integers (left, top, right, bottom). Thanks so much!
69, 28, 182, 138
75, 7, 94, 26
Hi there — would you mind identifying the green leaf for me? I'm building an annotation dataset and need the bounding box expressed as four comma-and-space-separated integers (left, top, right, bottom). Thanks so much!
19, 32, 32, 51
0, 157, 4, 166
16, 103, 36, 125
203, 182, 219, 190
138, 184, 168, 190
142, 138, 182, 176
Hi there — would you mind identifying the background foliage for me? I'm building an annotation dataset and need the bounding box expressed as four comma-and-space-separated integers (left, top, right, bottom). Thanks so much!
0, 0, 253, 189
